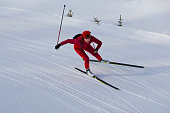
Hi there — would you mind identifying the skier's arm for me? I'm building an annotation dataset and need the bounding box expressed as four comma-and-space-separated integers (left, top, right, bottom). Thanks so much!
60, 39, 75, 45
55, 39, 75, 50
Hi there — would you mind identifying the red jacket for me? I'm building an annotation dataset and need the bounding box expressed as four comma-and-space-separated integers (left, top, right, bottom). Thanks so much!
60, 35, 102, 50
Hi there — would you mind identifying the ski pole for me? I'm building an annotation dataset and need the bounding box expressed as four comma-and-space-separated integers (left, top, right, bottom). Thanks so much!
57, 5, 66, 44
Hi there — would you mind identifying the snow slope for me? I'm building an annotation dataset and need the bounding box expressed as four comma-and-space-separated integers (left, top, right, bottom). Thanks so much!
0, 0, 170, 113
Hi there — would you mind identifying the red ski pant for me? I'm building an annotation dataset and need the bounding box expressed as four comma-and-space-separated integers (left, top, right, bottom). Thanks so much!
74, 45, 102, 69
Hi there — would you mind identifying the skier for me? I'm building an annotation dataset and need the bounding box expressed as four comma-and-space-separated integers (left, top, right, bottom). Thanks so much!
55, 31, 104, 76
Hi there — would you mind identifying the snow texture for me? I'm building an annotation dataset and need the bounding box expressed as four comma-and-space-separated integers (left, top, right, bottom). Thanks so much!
0, 0, 170, 113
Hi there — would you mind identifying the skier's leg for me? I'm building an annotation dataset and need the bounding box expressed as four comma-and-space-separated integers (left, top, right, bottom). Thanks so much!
74, 48, 89, 69
85, 45, 102, 61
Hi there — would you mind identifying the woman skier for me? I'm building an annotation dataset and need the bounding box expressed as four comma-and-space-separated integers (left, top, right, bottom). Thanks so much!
55, 31, 105, 76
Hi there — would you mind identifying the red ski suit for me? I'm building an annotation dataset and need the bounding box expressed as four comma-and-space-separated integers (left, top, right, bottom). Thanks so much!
60, 35, 102, 69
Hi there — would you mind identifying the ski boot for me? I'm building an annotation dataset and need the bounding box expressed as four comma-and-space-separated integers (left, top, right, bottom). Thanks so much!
86, 68, 95, 77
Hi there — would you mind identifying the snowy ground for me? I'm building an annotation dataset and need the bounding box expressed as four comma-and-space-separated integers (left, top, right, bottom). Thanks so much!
0, 0, 170, 113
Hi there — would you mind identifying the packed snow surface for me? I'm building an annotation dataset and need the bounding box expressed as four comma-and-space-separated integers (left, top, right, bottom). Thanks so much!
0, 0, 170, 113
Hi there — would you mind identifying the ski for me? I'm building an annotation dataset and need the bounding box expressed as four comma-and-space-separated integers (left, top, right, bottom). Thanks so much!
89, 59, 144, 68
75, 67, 119, 90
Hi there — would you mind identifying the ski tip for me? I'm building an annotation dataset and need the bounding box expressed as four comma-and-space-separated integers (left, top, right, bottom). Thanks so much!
116, 88, 120, 90
140, 66, 145, 68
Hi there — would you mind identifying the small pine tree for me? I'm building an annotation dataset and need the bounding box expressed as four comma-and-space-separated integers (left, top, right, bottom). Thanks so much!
93, 17, 101, 24
67, 9, 73, 17
118, 15, 123, 26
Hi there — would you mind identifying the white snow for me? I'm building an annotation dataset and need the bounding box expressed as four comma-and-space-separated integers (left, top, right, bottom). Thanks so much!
0, 0, 170, 113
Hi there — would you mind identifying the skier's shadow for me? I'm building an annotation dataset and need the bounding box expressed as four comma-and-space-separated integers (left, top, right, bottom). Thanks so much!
142, 65, 170, 76
95, 65, 170, 78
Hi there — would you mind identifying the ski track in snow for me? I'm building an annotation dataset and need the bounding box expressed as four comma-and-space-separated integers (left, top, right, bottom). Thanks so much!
0, 56, 128, 113
3, 49, 131, 112
1, 3, 170, 112
92, 60, 170, 111
0, 70, 81, 113
112, 66, 170, 100
0, 58, 109, 113
0, 33, 131, 112
108, 65, 170, 107
94, 62, 170, 102
105, 41, 170, 98
1, 29, 170, 112
2, 30, 160, 113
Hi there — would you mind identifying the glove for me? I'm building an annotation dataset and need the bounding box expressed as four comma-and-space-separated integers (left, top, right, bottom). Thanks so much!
55, 44, 61, 50
94, 48, 98, 53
